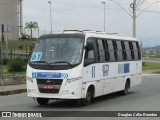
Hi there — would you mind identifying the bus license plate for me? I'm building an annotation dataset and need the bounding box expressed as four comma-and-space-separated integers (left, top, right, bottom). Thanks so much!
42, 85, 54, 89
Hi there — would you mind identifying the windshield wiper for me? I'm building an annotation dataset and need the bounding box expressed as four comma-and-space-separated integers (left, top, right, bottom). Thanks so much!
49, 61, 74, 67
30, 61, 50, 65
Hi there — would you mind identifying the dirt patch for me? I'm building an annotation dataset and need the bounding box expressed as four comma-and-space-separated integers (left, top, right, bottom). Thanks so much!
0, 76, 26, 86
143, 69, 160, 74
0, 89, 27, 95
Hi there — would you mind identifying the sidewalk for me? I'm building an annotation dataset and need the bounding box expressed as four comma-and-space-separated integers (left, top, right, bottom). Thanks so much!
142, 69, 160, 74
0, 84, 26, 95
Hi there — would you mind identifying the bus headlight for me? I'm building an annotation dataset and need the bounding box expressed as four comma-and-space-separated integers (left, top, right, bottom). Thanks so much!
66, 77, 82, 84
26, 76, 33, 83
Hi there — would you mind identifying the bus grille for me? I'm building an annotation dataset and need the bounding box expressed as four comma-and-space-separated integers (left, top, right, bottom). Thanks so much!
36, 79, 63, 94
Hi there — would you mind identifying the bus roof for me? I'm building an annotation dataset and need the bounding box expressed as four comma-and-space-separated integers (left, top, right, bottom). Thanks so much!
40, 30, 138, 41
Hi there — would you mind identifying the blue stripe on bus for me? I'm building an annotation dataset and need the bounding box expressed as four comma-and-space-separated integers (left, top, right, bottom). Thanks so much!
92, 66, 96, 78
118, 63, 130, 74
124, 63, 130, 73
32, 72, 68, 79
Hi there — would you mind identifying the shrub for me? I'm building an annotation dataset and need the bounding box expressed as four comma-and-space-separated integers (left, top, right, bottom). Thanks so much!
32, 38, 37, 41
18, 44, 24, 50
0, 58, 9, 65
8, 58, 26, 72
142, 62, 146, 66
3, 58, 9, 65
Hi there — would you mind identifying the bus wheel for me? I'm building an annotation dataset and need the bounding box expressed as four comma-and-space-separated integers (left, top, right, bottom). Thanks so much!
121, 81, 129, 95
82, 89, 92, 106
37, 98, 49, 105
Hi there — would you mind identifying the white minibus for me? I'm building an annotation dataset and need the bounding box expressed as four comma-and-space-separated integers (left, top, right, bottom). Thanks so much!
26, 30, 141, 106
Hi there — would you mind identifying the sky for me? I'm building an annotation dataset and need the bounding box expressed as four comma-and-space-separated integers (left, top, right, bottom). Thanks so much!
23, 0, 160, 47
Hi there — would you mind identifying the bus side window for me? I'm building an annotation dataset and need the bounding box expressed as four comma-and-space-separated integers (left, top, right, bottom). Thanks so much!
97, 39, 106, 62
116, 40, 123, 61
124, 41, 132, 61
136, 42, 141, 59
107, 40, 116, 62
132, 42, 139, 60
121, 41, 127, 60
84, 39, 95, 66
129, 42, 135, 60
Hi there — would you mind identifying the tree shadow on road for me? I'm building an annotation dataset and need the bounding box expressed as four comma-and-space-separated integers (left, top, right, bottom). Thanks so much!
91, 91, 137, 105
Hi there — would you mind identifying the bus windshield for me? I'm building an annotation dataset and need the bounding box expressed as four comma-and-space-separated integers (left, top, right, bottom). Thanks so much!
29, 37, 84, 66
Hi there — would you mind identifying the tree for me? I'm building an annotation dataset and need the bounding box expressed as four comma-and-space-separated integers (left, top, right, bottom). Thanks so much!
25, 21, 38, 39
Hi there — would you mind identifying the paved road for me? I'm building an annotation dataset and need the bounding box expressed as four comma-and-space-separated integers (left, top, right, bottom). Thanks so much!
142, 58, 160, 63
0, 75, 160, 119
143, 60, 160, 63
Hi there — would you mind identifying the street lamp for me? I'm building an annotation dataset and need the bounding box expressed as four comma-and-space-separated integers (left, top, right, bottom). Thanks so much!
109, 0, 159, 38
102, 2, 106, 32
48, 1, 53, 34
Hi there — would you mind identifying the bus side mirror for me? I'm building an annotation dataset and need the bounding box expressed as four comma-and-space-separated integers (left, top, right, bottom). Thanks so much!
85, 43, 93, 51
30, 43, 35, 51
28, 43, 35, 60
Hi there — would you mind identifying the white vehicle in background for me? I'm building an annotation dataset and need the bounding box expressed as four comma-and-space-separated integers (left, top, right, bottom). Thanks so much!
26, 30, 142, 106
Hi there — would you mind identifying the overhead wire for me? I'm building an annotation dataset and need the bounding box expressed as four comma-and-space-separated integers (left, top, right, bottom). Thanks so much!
48, 0, 160, 14
136, 0, 146, 7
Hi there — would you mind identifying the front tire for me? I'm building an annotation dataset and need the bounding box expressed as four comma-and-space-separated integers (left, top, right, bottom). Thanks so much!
37, 98, 49, 105
81, 89, 92, 106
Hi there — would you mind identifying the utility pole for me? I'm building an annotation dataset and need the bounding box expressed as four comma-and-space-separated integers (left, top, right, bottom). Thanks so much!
48, 1, 53, 34
133, 0, 136, 38
0, 24, 4, 78
102, 2, 106, 32
0, 38, 2, 78
109, 0, 158, 38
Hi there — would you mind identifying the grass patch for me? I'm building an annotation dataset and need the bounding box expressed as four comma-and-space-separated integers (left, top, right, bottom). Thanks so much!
3, 65, 26, 76
142, 62, 160, 70
2, 63, 26, 77
3, 71, 26, 76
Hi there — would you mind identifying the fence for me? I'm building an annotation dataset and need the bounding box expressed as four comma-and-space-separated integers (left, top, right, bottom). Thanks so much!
0, 40, 33, 78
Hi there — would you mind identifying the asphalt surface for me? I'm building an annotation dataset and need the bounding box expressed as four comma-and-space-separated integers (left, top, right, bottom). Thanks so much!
143, 60, 160, 63
0, 75, 160, 120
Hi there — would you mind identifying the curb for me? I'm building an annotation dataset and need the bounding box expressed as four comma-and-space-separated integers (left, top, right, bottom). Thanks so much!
142, 74, 160, 76
0, 89, 27, 96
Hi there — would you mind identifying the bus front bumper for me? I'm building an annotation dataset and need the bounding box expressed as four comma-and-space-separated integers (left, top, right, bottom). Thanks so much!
27, 89, 82, 99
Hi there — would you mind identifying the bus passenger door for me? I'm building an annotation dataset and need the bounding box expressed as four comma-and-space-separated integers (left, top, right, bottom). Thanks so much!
83, 38, 103, 97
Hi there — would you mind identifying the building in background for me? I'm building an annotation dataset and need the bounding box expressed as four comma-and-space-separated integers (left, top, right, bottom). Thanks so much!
0, 0, 23, 40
